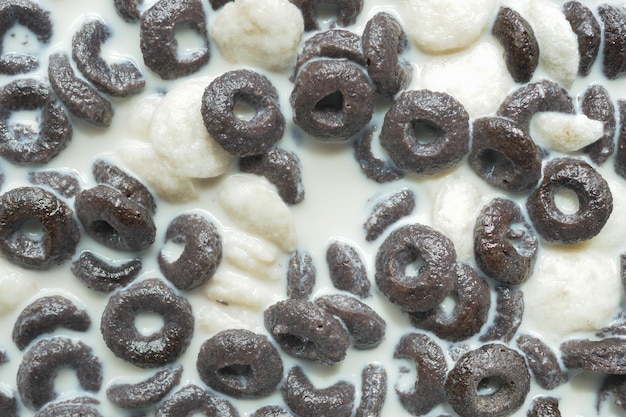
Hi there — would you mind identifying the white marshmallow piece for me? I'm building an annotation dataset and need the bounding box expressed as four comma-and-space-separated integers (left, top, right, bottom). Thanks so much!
211, 0, 304, 71
0, 262, 37, 315
531, 112, 604, 153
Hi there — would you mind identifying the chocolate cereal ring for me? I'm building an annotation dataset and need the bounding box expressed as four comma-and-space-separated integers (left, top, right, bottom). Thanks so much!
364, 188, 415, 242
355, 363, 387, 417
140, 0, 210, 79
362, 12, 412, 97
0, 186, 80, 269
516, 334, 567, 390
12, 295, 91, 350
469, 117, 542, 192
445, 343, 530, 417
616, 101, 626, 179
106, 365, 183, 408
155, 384, 239, 417
71, 250, 142, 292
159, 213, 222, 291
375, 223, 456, 313
202, 69, 285, 156
0, 390, 16, 417
17, 337, 102, 410
599, 4, 626, 80
380, 89, 470, 175
286, 250, 316, 300
35, 398, 101, 417
100, 278, 194, 368
289, 0, 363, 31
293, 29, 365, 79
526, 157, 613, 244
0, 0, 52, 75
197, 329, 283, 398
561, 337, 626, 374
72, 19, 145, 96
28, 168, 81, 198
479, 286, 524, 343
0, 78, 72, 164
93, 159, 156, 214
326, 240, 370, 298
114, 0, 141, 22
563, 1, 601, 76
581, 84, 616, 165
354, 126, 404, 183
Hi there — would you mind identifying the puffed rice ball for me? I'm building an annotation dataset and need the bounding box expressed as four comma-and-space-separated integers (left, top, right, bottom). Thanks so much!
531, 112, 604, 153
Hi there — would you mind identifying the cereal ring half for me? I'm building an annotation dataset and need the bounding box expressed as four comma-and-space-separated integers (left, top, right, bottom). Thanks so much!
0, 79, 72, 164
356, 364, 386, 417
326, 240, 370, 298
106, 365, 183, 408
202, 69, 285, 156
526, 157, 613, 244
289, 0, 362, 31
140, 0, 210, 79
516, 334, 567, 390
581, 84, 616, 165
155, 384, 239, 417
364, 188, 415, 242
286, 250, 316, 300
70, 250, 142, 292
100, 278, 194, 368
375, 223, 456, 313
479, 286, 524, 344
563, 1, 601, 76
561, 337, 626, 374
354, 126, 404, 183
28, 169, 81, 198
0, 186, 80, 269
598, 4, 626, 80
380, 89, 470, 175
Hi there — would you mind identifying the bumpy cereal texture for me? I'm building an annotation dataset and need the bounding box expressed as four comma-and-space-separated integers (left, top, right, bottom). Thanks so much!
527, 396, 562, 417
492, 7, 539, 83
516, 334, 567, 390
155, 384, 239, 417
326, 240, 370, 298
28, 169, 81, 198
92, 159, 156, 214
598, 374, 626, 412
35, 398, 102, 417
479, 286, 524, 343
289, 0, 362, 31
364, 188, 415, 242
563, 1, 601, 76
286, 250, 316, 299
581, 84, 616, 165
293, 29, 365, 79
354, 126, 404, 184
106, 365, 183, 409
355, 363, 386, 417
250, 405, 294, 417
598, 4, 626, 80
71, 250, 142, 292
561, 337, 626, 374
114, 0, 141, 21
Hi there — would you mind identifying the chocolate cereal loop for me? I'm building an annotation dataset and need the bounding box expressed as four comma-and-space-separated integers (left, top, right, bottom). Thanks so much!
356, 363, 387, 417
28, 168, 81, 198
156, 384, 239, 417
561, 337, 626, 374
563, 1, 601, 76
354, 126, 404, 183
92, 159, 156, 214
581, 83, 616, 165
598, 4, 626, 80
479, 286, 524, 344
326, 240, 370, 298
364, 188, 415, 242
71, 250, 142, 292
289, 0, 363, 31
293, 29, 365, 79
35, 398, 102, 417
516, 334, 567, 390
107, 365, 183, 409
286, 250, 316, 300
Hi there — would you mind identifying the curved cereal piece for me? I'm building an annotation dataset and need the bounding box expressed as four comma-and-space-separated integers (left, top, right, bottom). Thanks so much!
479, 286, 524, 343
563, 1, 601, 76
107, 366, 183, 408
492, 7, 539, 83
581, 84, 616, 165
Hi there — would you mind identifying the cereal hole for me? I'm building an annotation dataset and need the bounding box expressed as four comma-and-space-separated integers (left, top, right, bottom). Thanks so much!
160, 239, 185, 263
314, 3, 341, 27
478, 149, 512, 180
173, 22, 207, 60
314, 90, 344, 117
233, 100, 257, 121
9, 109, 41, 140
506, 221, 531, 254
404, 253, 426, 276
3, 24, 39, 57
217, 363, 254, 385
19, 217, 44, 242
134, 312, 165, 336
440, 292, 458, 316
91, 220, 118, 239
411, 119, 441, 145
277, 333, 315, 353
54, 366, 83, 394
477, 376, 503, 396
553, 186, 580, 215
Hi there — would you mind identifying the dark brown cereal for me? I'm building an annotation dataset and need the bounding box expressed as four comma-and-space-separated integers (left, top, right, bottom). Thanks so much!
409, 263, 491, 342
114, 0, 141, 22
72, 19, 145, 96
0, 390, 16, 417
362, 12, 412, 97
516, 334, 568, 390
17, 337, 102, 410
598, 374, 626, 412
197, 329, 283, 398
250, 406, 294, 417
107, 365, 183, 408
473, 198, 538, 285
12, 295, 91, 350
293, 29, 365, 79
289, 0, 363, 31
445, 343, 530, 417
375, 223, 456, 313
598, 4, 626, 80
598, 310, 626, 337
380, 89, 470, 175
239, 148, 304, 205
264, 298, 350, 366
48, 52, 114, 127
563, 1, 601, 76
479, 286, 524, 343
291, 59, 374, 140
208, 0, 232, 10
75, 185, 156, 251
615, 101, 626, 179
326, 240, 370, 298
140, 0, 210, 80
492, 7, 539, 83
0, 78, 72, 164
364, 188, 415, 242
92, 159, 156, 214
281, 366, 355, 417
560, 337, 626, 374
71, 250, 142, 292
354, 126, 404, 183
155, 384, 239, 417
0, 0, 52, 75
469, 117, 542, 192
35, 398, 101, 417
355, 363, 387, 417
581, 83, 616, 164
202, 69, 285, 156
315, 294, 386, 349
100, 278, 194, 368
0, 186, 80, 270
526, 157, 613, 244
159, 213, 222, 291
28, 168, 81, 198
286, 250, 316, 300
527, 396, 562, 417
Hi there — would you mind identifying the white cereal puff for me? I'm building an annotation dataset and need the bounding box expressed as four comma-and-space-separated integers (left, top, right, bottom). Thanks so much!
0, 262, 37, 315
211, 0, 304, 71
203, 270, 280, 310
198, 303, 261, 334
150, 79, 234, 179
531, 112, 603, 153
400, 0, 497, 53
223, 230, 283, 281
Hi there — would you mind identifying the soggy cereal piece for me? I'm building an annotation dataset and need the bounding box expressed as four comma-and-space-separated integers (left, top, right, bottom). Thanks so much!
0, 389, 16, 417
286, 250, 316, 299
315, 294, 385, 349
48, 52, 114, 127
581, 84, 616, 165
409, 263, 491, 342
293, 29, 365, 79
380, 89, 470, 175
0, 79, 72, 164
291, 59, 374, 141
155, 384, 239, 417
563, 1, 601, 76
356, 363, 386, 417
527, 396, 562, 417
203, 270, 278, 310
0, 0, 52, 75
281, 366, 355, 417
364, 188, 415, 242
197, 329, 283, 398
219, 175, 297, 252
140, 0, 210, 79
28, 169, 81, 198
492, 7, 539, 84
71, 250, 142, 292
35, 397, 102, 417
400, 0, 496, 53
12, 295, 91, 350
561, 338, 626, 374
516, 334, 567, 390
290, 0, 362, 31
159, 213, 222, 291
616, 101, 626, 179
239, 148, 304, 205
212, 0, 303, 70
0, 186, 80, 270
223, 230, 282, 281
480, 286, 523, 343
354, 126, 404, 183
114, 0, 141, 22
362, 12, 412, 97
526, 157, 613, 244
473, 198, 538, 285
107, 365, 183, 409
394, 333, 447, 416
17, 337, 102, 410
326, 240, 370, 298
375, 223, 456, 313
264, 299, 350, 365
445, 343, 530, 417
531, 112, 603, 153
251, 406, 294, 417
598, 374, 626, 412
93, 159, 156, 214
598, 4, 626, 80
